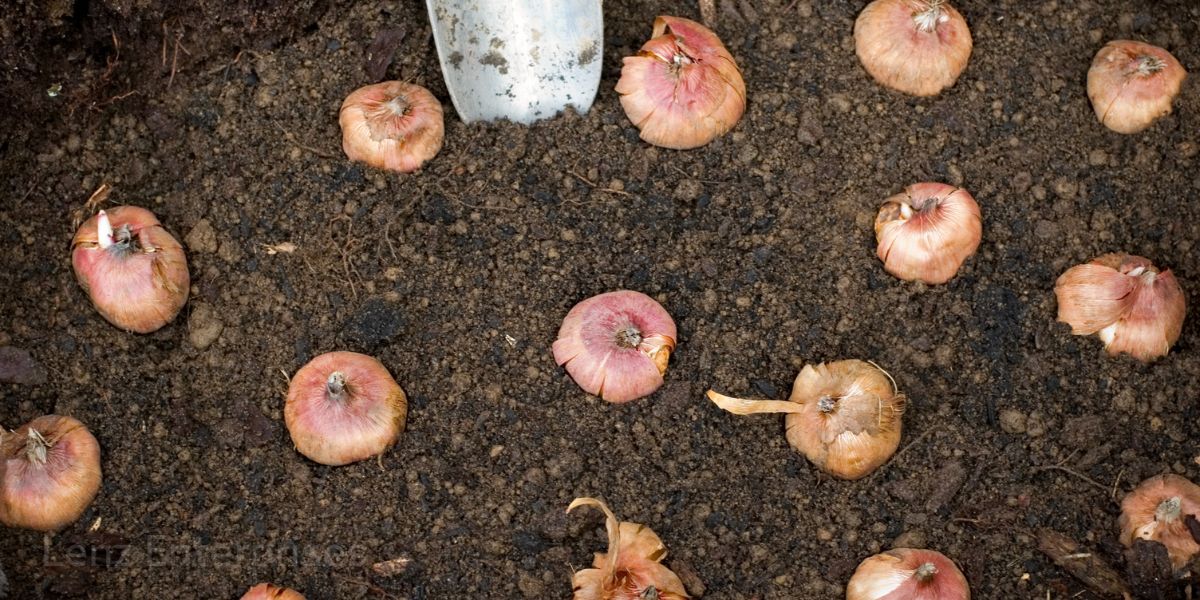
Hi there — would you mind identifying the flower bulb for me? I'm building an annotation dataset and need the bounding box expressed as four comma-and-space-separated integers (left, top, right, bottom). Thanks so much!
339, 81, 444, 173
0, 415, 102, 532
615, 16, 745, 149
284, 351, 407, 466
71, 206, 190, 333
1118, 474, 1200, 572
847, 548, 970, 600
241, 583, 305, 600
552, 290, 677, 404
1088, 41, 1186, 134
875, 183, 981, 284
854, 0, 973, 96
568, 497, 689, 600
708, 359, 905, 480
1054, 253, 1186, 362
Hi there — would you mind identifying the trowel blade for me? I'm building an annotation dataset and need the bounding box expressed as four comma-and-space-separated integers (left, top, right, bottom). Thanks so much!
426, 0, 604, 124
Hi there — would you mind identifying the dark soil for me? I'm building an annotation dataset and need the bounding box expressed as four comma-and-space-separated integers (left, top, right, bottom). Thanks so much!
2, 0, 1199, 598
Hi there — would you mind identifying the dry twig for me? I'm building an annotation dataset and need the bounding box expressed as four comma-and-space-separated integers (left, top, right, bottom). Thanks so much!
1037, 529, 1131, 599
1031, 465, 1109, 493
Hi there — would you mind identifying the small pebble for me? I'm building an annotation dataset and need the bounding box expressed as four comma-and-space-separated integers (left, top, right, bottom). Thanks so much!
185, 219, 218, 254
999, 408, 1027, 434
892, 530, 926, 549
187, 303, 225, 350
1034, 220, 1058, 240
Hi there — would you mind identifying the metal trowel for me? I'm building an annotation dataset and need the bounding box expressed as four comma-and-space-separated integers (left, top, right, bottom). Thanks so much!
425, 0, 604, 124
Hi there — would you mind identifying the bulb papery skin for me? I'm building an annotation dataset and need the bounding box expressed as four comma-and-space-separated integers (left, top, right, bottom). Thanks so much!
241, 583, 306, 600
0, 415, 102, 532
568, 498, 690, 600
708, 359, 905, 480
854, 0, 973, 96
553, 290, 677, 404
284, 351, 407, 466
339, 81, 445, 173
874, 183, 981, 284
71, 206, 190, 333
615, 15, 746, 150
1087, 41, 1186, 134
1118, 474, 1200, 571
847, 548, 970, 600
1054, 253, 1186, 362
785, 360, 906, 479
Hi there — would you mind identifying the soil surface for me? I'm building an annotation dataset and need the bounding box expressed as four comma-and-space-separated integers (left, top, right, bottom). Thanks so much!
2, 0, 1199, 598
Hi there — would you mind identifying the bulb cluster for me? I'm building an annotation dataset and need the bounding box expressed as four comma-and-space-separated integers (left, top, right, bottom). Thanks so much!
26, 5, 1194, 599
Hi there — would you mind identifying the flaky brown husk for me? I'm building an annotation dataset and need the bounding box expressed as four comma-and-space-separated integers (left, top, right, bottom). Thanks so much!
783, 360, 905, 479
568, 498, 689, 600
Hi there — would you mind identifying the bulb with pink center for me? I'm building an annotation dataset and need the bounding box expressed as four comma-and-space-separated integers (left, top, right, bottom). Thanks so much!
240, 584, 305, 600
1054, 253, 1186, 361
284, 351, 408, 466
1087, 41, 1186, 134
0, 415, 102, 532
553, 290, 677, 404
339, 81, 445, 173
874, 182, 982, 284
847, 548, 971, 599
71, 206, 190, 333
615, 16, 745, 150
854, 0, 973, 97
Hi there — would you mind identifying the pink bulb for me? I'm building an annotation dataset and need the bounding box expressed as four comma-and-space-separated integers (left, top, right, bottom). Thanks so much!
552, 290, 677, 404
615, 16, 746, 150
847, 548, 970, 600
875, 183, 982, 284
0, 415, 102, 532
854, 0, 973, 96
71, 206, 190, 333
240, 583, 305, 600
1054, 254, 1186, 362
1087, 41, 1186, 134
339, 81, 444, 173
284, 351, 407, 466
